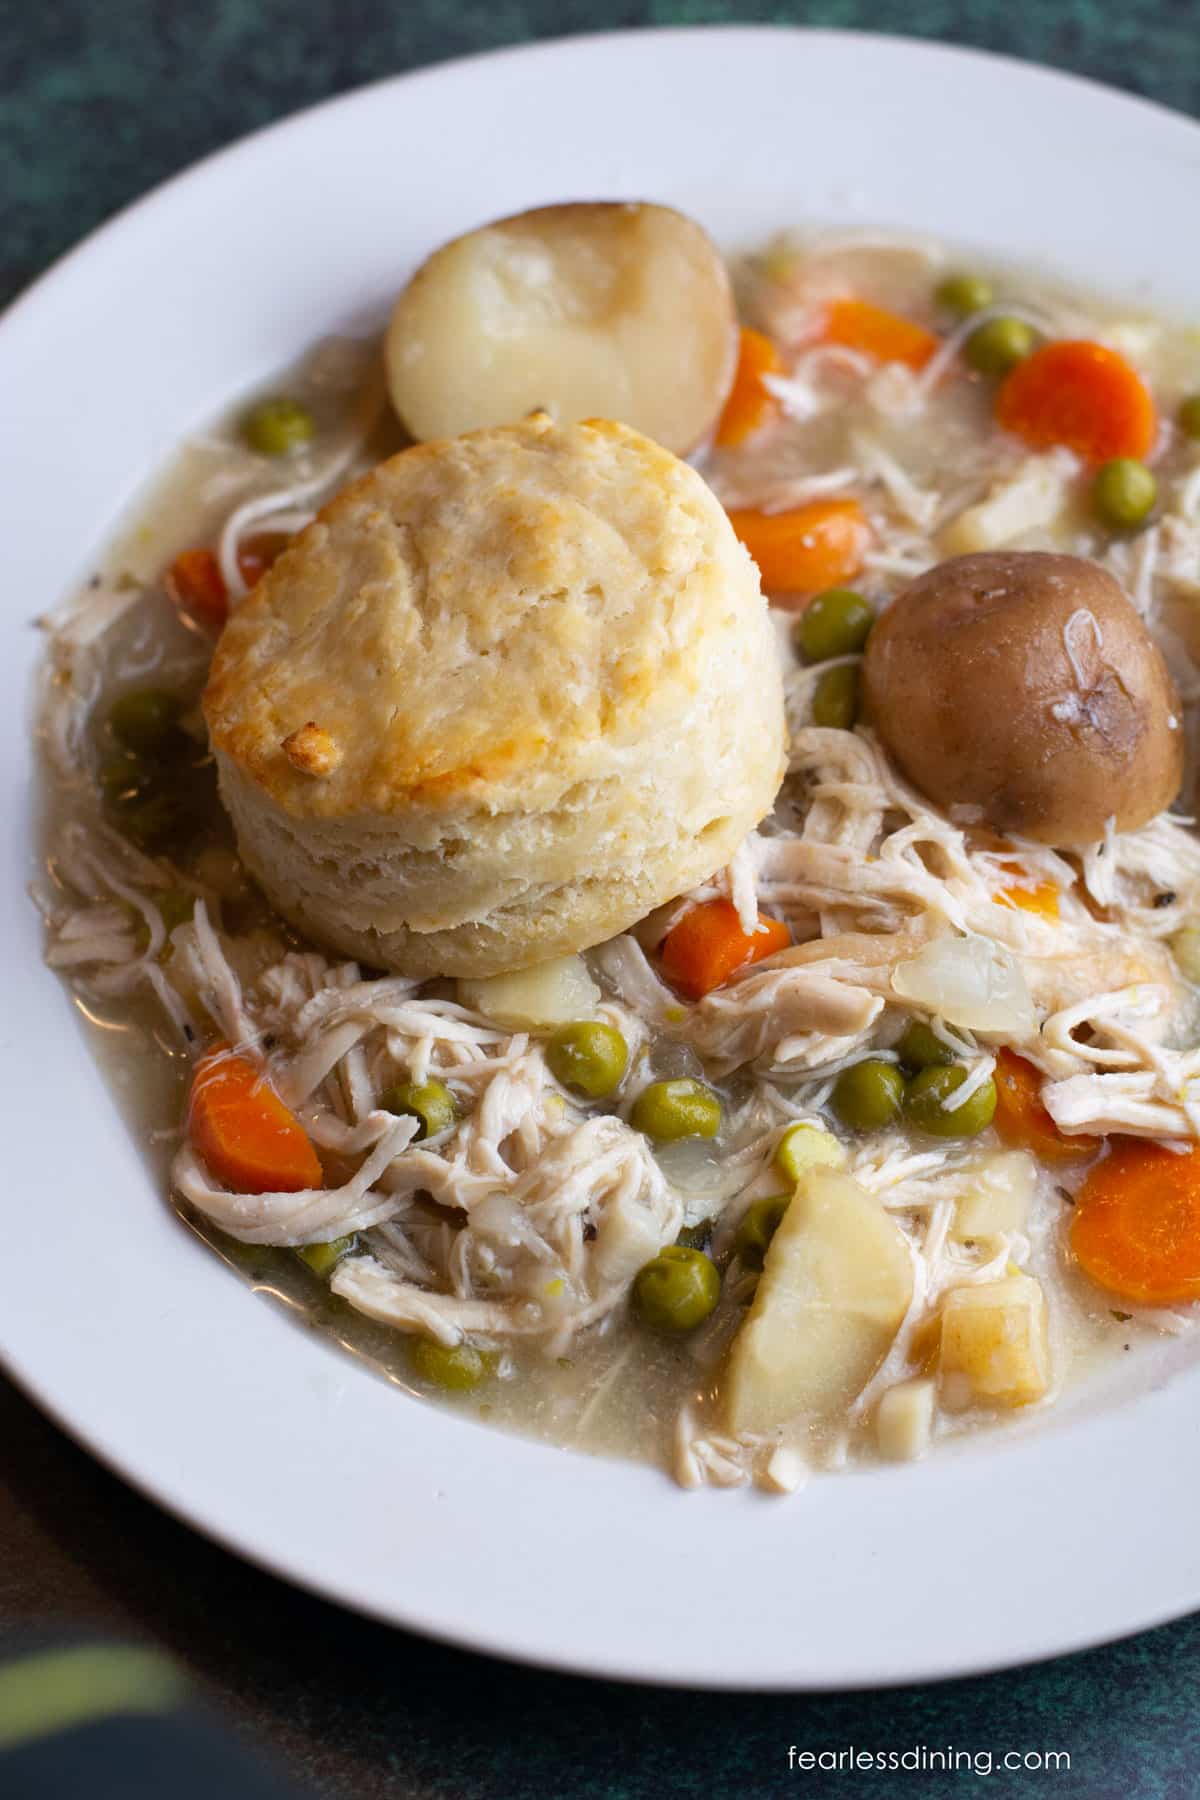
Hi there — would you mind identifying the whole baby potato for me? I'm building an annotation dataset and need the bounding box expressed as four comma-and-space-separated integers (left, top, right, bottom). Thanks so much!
862, 551, 1183, 845
385, 201, 737, 455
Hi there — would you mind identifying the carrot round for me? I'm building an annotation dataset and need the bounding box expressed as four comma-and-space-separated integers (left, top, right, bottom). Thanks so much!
188, 1044, 322, 1194
995, 340, 1156, 462
715, 327, 783, 447
997, 879, 1060, 922
1072, 1138, 1200, 1305
727, 498, 869, 600
822, 297, 940, 370
660, 899, 791, 1000
993, 1049, 1099, 1165
166, 548, 228, 628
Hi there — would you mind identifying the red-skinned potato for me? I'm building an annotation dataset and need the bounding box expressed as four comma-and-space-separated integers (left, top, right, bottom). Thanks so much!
862, 551, 1183, 846
385, 202, 737, 456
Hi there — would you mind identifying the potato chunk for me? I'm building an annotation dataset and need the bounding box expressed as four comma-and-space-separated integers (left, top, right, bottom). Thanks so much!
875, 1377, 936, 1462
951, 1151, 1036, 1240
386, 202, 737, 455
458, 954, 599, 1029
937, 451, 1078, 555
723, 1171, 913, 1434
939, 1273, 1050, 1408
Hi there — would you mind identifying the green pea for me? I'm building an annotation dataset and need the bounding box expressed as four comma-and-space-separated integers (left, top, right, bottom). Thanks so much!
964, 316, 1036, 377
630, 1078, 721, 1143
108, 689, 181, 753
159, 888, 196, 934
244, 397, 316, 457
546, 1020, 628, 1098
774, 1121, 840, 1184
811, 664, 860, 731
108, 753, 215, 851
1092, 457, 1157, 530
895, 1020, 956, 1071
296, 1235, 355, 1278
831, 1058, 905, 1132
99, 746, 146, 802
381, 1079, 458, 1140
409, 1336, 490, 1391
904, 1064, 997, 1138
734, 1194, 791, 1271
133, 888, 196, 958
108, 787, 190, 851
101, 723, 216, 852
1178, 395, 1200, 439
935, 273, 995, 317
633, 1245, 721, 1332
797, 588, 875, 663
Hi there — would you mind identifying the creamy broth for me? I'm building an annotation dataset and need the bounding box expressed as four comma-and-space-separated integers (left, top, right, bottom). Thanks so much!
34, 229, 1200, 1491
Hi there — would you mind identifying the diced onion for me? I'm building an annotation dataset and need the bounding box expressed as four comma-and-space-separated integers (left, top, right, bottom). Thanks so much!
652, 1139, 747, 1217
938, 450, 1078, 555
892, 934, 1036, 1036
1171, 925, 1200, 985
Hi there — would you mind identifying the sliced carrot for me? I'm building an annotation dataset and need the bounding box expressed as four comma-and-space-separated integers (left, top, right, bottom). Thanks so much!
188, 1043, 322, 1194
715, 327, 784, 447
166, 548, 228, 628
727, 498, 869, 601
660, 899, 791, 1000
1072, 1138, 1200, 1305
993, 1049, 1099, 1165
236, 530, 289, 590
995, 339, 1157, 462
997, 879, 1060, 922
821, 297, 940, 370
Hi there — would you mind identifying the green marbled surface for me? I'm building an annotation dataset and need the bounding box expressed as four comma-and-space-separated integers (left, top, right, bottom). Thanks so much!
4, 4, 1200, 1796
3, 0, 1200, 308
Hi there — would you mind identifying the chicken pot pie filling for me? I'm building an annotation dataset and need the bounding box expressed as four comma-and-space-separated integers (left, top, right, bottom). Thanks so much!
34, 213, 1200, 1492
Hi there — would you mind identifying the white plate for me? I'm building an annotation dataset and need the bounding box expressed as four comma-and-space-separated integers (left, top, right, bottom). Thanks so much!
5, 27, 1200, 1689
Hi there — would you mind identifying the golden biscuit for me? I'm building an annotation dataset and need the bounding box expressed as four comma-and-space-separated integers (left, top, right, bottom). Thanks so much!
204, 413, 786, 976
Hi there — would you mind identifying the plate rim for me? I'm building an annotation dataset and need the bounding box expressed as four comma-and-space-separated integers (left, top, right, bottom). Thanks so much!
6, 23, 1200, 1690
9, 21, 1200, 336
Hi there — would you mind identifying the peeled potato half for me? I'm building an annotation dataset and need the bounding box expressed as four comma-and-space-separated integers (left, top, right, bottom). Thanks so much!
386, 201, 737, 454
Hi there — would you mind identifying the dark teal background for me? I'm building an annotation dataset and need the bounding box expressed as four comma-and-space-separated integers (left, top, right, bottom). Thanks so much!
4, 0, 1200, 309
5, 5, 1200, 1796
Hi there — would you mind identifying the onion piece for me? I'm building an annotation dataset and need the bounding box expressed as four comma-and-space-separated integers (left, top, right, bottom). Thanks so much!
892, 934, 1036, 1037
